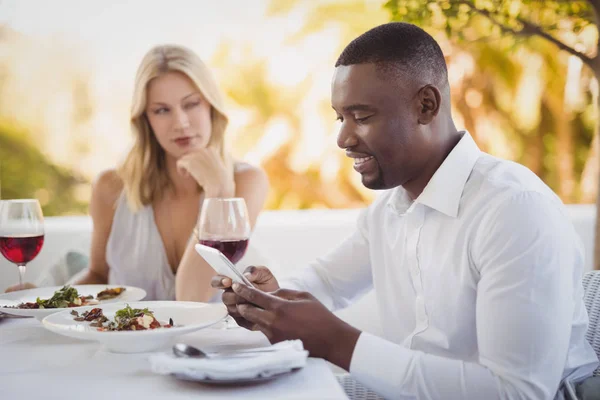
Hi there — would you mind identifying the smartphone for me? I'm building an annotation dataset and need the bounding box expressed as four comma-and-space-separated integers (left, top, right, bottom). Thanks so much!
194, 243, 254, 287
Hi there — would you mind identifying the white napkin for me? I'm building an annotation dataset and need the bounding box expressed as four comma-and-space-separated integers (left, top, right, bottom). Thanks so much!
149, 340, 308, 381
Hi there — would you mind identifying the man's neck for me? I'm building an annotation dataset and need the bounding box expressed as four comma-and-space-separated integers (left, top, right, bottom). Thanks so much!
403, 129, 463, 200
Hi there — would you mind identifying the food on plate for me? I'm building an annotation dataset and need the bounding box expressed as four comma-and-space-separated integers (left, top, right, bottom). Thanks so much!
5, 285, 99, 309
96, 287, 126, 300
2, 285, 128, 310
71, 308, 107, 326
72, 304, 174, 331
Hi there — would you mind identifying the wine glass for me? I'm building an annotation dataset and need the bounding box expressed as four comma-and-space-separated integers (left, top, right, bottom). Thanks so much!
197, 198, 251, 264
0, 199, 45, 289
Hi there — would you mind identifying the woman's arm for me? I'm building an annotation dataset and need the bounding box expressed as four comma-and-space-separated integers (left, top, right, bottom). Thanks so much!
175, 164, 269, 302
74, 170, 122, 285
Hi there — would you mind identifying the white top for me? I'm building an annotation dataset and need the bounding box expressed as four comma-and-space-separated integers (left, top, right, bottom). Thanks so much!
283, 132, 599, 399
105, 193, 176, 301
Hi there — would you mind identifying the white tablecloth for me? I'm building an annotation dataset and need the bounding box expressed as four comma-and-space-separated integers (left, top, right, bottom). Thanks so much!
0, 318, 348, 399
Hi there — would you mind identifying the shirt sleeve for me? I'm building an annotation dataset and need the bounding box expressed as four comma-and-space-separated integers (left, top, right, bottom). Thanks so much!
279, 208, 373, 311
349, 191, 584, 400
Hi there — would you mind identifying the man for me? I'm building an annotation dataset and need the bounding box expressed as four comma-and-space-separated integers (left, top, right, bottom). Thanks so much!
212, 22, 598, 399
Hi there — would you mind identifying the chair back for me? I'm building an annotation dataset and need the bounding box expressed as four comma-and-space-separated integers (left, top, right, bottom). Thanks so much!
582, 271, 600, 376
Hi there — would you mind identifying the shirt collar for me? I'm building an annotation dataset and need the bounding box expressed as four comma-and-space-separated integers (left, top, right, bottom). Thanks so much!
387, 131, 481, 218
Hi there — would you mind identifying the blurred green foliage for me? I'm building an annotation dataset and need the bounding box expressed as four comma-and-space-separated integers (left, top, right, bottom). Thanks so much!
0, 121, 88, 216
384, 0, 593, 39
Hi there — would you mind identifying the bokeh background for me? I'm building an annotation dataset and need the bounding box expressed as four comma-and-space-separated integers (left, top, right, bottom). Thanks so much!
0, 0, 596, 215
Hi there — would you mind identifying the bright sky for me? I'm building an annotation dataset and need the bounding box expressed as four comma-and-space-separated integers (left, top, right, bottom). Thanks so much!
0, 0, 308, 86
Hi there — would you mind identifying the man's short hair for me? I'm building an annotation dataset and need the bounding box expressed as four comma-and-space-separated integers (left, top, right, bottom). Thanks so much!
335, 22, 448, 88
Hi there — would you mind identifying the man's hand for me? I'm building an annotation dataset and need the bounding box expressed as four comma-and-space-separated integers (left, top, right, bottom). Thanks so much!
211, 265, 280, 329
232, 282, 361, 371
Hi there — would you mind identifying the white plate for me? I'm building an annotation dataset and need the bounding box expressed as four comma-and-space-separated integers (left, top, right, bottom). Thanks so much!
42, 301, 228, 353
0, 285, 146, 320
172, 370, 296, 385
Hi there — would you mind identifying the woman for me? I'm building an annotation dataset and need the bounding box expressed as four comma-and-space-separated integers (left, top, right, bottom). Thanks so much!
7, 45, 269, 301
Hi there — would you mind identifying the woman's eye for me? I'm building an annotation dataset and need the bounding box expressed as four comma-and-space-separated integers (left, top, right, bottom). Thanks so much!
184, 101, 200, 109
356, 115, 372, 123
153, 108, 169, 115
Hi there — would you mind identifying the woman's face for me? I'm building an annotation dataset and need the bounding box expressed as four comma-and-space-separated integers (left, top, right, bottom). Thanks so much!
145, 71, 212, 159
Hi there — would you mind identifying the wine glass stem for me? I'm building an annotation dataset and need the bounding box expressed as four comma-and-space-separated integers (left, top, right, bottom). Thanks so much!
17, 264, 26, 289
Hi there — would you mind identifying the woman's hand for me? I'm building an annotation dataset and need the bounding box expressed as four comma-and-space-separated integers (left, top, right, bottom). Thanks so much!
5, 282, 37, 292
176, 147, 235, 198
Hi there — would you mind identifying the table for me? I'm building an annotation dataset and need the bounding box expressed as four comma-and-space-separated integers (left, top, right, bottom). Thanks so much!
0, 317, 348, 399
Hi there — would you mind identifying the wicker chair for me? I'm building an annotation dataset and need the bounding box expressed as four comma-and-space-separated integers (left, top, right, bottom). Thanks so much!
335, 373, 385, 400
582, 271, 600, 377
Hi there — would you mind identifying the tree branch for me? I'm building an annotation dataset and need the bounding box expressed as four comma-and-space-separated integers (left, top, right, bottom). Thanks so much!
459, 1, 597, 69
519, 18, 595, 65
589, 0, 600, 26
589, 0, 600, 63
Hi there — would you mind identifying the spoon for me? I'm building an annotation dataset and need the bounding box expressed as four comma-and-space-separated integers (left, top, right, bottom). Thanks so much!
173, 343, 207, 358
172, 343, 281, 359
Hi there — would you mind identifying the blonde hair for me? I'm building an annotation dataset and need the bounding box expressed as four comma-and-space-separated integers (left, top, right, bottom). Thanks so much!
118, 44, 230, 211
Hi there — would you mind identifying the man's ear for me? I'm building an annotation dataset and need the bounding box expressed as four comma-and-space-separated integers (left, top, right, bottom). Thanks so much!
417, 85, 441, 125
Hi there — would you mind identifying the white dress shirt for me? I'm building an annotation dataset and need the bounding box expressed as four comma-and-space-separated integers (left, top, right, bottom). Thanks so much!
283, 132, 599, 399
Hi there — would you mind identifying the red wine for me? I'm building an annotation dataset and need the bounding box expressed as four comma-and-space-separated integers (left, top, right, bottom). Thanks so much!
0, 235, 44, 264
200, 239, 249, 264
